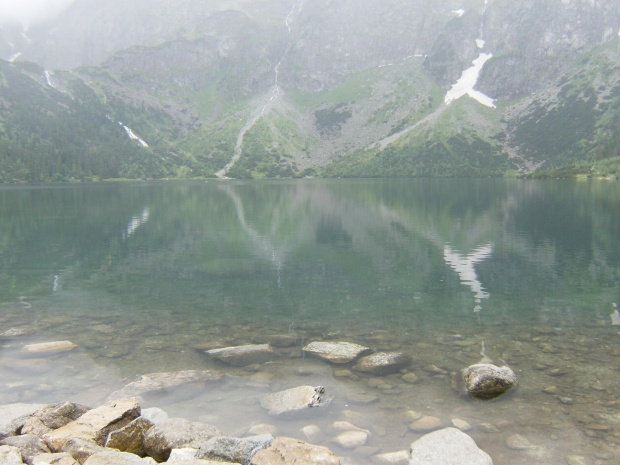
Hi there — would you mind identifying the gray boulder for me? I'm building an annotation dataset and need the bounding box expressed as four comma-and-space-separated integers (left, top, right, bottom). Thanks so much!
249, 437, 340, 465
302, 342, 371, 364
0, 404, 48, 441
353, 352, 412, 375
260, 386, 329, 416
461, 364, 517, 400
0, 434, 50, 465
22, 402, 91, 438
409, 428, 493, 465
206, 344, 275, 366
196, 435, 273, 464
143, 418, 224, 462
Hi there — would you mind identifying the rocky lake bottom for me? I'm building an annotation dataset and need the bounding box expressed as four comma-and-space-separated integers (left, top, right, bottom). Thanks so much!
1, 295, 619, 465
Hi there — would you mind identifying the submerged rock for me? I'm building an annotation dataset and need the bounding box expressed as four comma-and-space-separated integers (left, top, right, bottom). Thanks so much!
302, 341, 371, 364
461, 364, 517, 400
0, 328, 36, 339
21, 341, 77, 356
260, 386, 329, 416
409, 428, 493, 465
206, 344, 275, 366
353, 352, 412, 375
249, 437, 339, 465
108, 371, 223, 400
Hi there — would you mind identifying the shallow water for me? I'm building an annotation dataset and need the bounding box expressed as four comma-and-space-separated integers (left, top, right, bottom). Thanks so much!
1, 179, 619, 464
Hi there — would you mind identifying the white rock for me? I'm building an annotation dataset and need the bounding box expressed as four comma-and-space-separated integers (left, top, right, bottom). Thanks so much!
371, 450, 409, 465
21, 341, 77, 355
302, 341, 370, 364
206, 344, 275, 366
260, 386, 327, 416
0, 445, 23, 465
409, 428, 493, 465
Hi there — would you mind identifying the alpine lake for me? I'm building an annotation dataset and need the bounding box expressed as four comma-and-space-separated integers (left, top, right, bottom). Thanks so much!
1, 178, 619, 464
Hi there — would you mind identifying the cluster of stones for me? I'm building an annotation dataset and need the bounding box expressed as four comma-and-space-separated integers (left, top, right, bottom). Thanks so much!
0, 398, 343, 465
0, 398, 497, 465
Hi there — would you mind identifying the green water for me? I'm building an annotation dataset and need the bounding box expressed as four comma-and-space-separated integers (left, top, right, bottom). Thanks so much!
1, 179, 619, 464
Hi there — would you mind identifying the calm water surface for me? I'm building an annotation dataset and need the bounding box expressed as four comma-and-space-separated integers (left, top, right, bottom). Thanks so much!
1, 179, 619, 464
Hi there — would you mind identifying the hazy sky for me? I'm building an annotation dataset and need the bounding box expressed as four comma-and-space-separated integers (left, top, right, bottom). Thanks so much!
0, 0, 76, 27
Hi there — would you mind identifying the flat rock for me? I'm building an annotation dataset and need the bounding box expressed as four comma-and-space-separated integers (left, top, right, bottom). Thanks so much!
206, 344, 275, 366
504, 434, 534, 450
371, 450, 409, 465
143, 418, 224, 462
332, 431, 368, 449
82, 450, 155, 465
105, 417, 154, 454
196, 434, 273, 464
353, 352, 412, 375
409, 428, 493, 465
249, 437, 339, 465
0, 445, 24, 465
22, 402, 91, 437
43, 398, 140, 452
0, 434, 50, 465
32, 453, 80, 465
21, 341, 77, 356
461, 364, 517, 400
260, 386, 328, 416
408, 416, 443, 433
0, 403, 48, 441
302, 342, 370, 364
108, 371, 223, 400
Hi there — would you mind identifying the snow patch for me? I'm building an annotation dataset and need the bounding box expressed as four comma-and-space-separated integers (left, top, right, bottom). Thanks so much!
8, 51, 22, 62
44, 70, 54, 87
476, 39, 485, 49
452, 9, 465, 17
120, 122, 149, 147
444, 53, 496, 108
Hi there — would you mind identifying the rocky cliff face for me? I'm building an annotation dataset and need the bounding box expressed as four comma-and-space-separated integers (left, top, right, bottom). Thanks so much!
1, 0, 619, 180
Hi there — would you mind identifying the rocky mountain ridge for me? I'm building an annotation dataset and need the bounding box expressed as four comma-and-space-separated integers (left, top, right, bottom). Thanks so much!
0, 0, 619, 181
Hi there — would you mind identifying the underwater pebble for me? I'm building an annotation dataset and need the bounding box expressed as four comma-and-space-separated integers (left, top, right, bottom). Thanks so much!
505, 434, 535, 450
451, 418, 472, 432
408, 416, 443, 433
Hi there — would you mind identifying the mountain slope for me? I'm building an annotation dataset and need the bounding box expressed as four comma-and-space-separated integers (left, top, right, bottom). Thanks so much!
1, 0, 619, 181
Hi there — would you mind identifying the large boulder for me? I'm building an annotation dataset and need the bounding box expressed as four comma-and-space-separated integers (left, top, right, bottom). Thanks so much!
302, 342, 371, 364
409, 428, 493, 465
107, 371, 223, 400
260, 386, 329, 416
205, 344, 275, 366
22, 402, 91, 437
249, 437, 340, 465
0, 434, 50, 465
461, 364, 517, 400
105, 417, 154, 455
43, 399, 140, 452
353, 352, 412, 375
0, 404, 48, 441
196, 435, 273, 464
142, 418, 224, 462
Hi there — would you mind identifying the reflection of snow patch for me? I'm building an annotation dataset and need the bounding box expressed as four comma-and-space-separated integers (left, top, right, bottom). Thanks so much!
452, 9, 465, 17
124, 208, 150, 239
611, 310, 620, 326
476, 39, 485, 49
8, 51, 22, 62
444, 53, 495, 108
444, 243, 493, 313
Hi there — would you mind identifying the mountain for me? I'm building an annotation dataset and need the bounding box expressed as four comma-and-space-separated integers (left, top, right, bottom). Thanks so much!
1, 0, 619, 181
